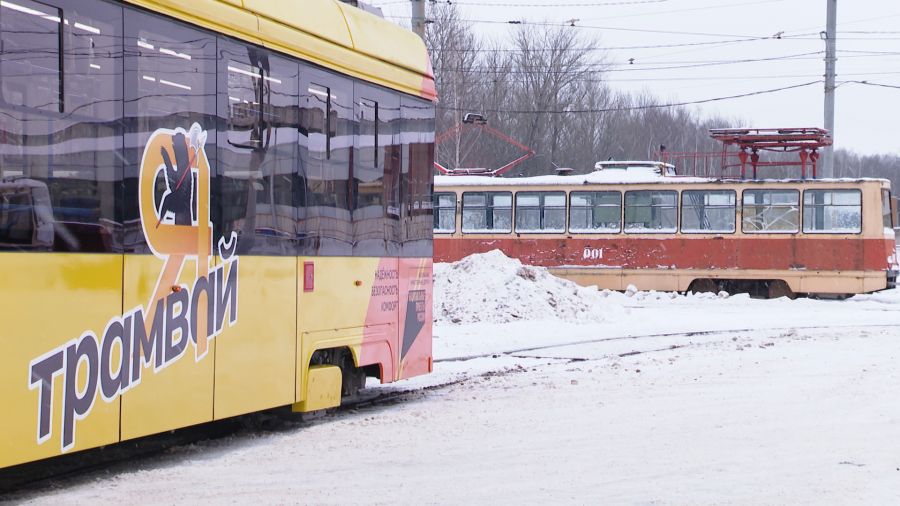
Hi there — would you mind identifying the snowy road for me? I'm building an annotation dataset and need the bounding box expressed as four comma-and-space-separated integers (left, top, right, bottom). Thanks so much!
6, 253, 900, 505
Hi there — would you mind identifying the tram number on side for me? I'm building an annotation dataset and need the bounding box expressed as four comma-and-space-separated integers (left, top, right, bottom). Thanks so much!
582, 247, 604, 261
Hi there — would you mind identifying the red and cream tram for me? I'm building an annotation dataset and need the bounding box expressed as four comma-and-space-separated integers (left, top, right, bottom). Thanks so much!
433, 161, 897, 297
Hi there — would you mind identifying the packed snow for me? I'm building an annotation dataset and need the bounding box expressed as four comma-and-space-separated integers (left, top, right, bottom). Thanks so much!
434, 250, 613, 324
5, 250, 900, 505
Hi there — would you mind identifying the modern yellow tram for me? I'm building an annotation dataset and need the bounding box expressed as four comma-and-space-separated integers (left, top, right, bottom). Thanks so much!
0, 0, 436, 468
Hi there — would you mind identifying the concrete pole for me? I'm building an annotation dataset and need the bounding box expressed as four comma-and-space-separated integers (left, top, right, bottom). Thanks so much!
412, 0, 426, 39
822, 0, 837, 178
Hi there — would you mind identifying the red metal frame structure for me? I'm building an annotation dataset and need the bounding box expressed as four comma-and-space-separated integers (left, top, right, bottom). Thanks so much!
433, 121, 536, 177
659, 128, 833, 179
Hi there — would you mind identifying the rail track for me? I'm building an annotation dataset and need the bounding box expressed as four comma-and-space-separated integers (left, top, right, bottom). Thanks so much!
4, 321, 897, 498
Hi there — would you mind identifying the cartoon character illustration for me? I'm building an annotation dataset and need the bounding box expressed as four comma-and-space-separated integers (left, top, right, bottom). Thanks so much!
157, 125, 206, 226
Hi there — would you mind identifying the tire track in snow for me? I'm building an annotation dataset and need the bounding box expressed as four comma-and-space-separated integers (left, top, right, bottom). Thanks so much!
436, 323, 900, 363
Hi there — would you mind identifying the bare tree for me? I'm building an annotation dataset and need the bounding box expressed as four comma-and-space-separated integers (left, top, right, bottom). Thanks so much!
423, 5, 900, 182
425, 4, 483, 169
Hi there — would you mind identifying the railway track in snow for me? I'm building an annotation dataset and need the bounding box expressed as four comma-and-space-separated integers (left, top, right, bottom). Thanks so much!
435, 323, 900, 363
4, 322, 897, 497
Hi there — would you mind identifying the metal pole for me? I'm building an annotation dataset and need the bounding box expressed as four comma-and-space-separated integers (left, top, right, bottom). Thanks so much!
412, 0, 426, 38
822, 0, 837, 178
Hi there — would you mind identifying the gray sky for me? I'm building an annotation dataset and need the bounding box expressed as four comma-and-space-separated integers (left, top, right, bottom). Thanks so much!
368, 0, 900, 156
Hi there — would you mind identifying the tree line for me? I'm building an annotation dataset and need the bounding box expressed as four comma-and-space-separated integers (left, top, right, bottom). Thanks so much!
424, 4, 900, 191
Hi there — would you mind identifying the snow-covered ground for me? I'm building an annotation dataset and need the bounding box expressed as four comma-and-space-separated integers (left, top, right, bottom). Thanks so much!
7, 252, 900, 505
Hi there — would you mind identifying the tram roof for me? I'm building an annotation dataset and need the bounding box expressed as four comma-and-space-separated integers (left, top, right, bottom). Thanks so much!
124, 0, 436, 101
435, 173, 890, 187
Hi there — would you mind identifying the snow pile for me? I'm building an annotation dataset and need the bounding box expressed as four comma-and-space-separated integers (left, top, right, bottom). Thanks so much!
849, 287, 900, 305
434, 250, 614, 324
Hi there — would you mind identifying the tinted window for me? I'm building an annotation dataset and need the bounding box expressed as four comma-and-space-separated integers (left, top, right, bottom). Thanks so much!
400, 96, 434, 256
298, 67, 352, 255
1, 0, 62, 113
803, 189, 861, 233
353, 85, 401, 256
515, 192, 566, 233
624, 190, 677, 233
462, 192, 511, 233
122, 10, 217, 253
0, 0, 123, 252
742, 190, 799, 233
883, 189, 894, 229
218, 42, 299, 255
681, 190, 736, 233
433, 192, 456, 233
569, 191, 620, 233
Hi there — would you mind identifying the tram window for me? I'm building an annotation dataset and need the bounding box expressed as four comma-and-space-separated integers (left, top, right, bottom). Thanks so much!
433, 192, 456, 233
123, 10, 217, 253
299, 68, 352, 255
462, 192, 512, 233
304, 84, 332, 159
742, 190, 799, 233
681, 190, 736, 234
882, 190, 894, 229
0, 0, 124, 252
515, 191, 566, 233
0, 0, 62, 113
569, 191, 621, 233
0, 181, 50, 248
624, 191, 677, 233
400, 96, 434, 257
380, 93, 402, 252
352, 86, 401, 256
352, 94, 383, 255
802, 189, 861, 234
219, 43, 299, 256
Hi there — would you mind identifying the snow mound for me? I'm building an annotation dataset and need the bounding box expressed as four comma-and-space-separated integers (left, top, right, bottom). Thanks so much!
434, 250, 611, 325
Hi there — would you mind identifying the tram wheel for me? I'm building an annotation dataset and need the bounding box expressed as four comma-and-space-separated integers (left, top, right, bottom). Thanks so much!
688, 278, 718, 294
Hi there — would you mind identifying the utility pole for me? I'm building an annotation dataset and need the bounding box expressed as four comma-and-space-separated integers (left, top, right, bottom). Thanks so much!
412, 0, 426, 39
822, 0, 837, 178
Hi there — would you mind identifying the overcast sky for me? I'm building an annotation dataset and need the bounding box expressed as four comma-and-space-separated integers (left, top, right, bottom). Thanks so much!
368, 0, 900, 156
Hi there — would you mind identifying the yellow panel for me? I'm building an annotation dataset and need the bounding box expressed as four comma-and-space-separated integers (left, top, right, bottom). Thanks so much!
292, 365, 342, 412
243, 0, 353, 48
120, 255, 216, 440
0, 253, 122, 469
337, 2, 431, 76
214, 256, 296, 419
255, 18, 429, 99
296, 256, 382, 400
298, 257, 379, 332
124, 0, 263, 45
123, 0, 437, 101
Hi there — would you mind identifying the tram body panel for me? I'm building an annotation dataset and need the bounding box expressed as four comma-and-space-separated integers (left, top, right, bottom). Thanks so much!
119, 255, 216, 441
213, 256, 296, 420
1, 254, 122, 468
434, 178, 895, 295
0, 0, 435, 469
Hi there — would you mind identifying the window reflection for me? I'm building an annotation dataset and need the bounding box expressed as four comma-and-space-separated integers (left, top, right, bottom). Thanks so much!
0, 0, 123, 252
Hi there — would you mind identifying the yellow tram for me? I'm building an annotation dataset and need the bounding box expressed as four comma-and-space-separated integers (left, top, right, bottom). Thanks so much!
0, 0, 436, 468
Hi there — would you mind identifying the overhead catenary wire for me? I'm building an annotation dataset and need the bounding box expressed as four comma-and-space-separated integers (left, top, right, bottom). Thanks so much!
431, 70, 900, 85
841, 80, 900, 90
374, 0, 668, 5
432, 51, 829, 74
432, 37, 772, 52
387, 12, 900, 42
435, 80, 822, 114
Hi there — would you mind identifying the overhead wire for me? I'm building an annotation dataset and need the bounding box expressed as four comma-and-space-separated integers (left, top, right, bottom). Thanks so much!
435, 81, 823, 114
841, 80, 900, 90
432, 51, 845, 74
373, 0, 668, 5
423, 0, 669, 6
433, 70, 900, 84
